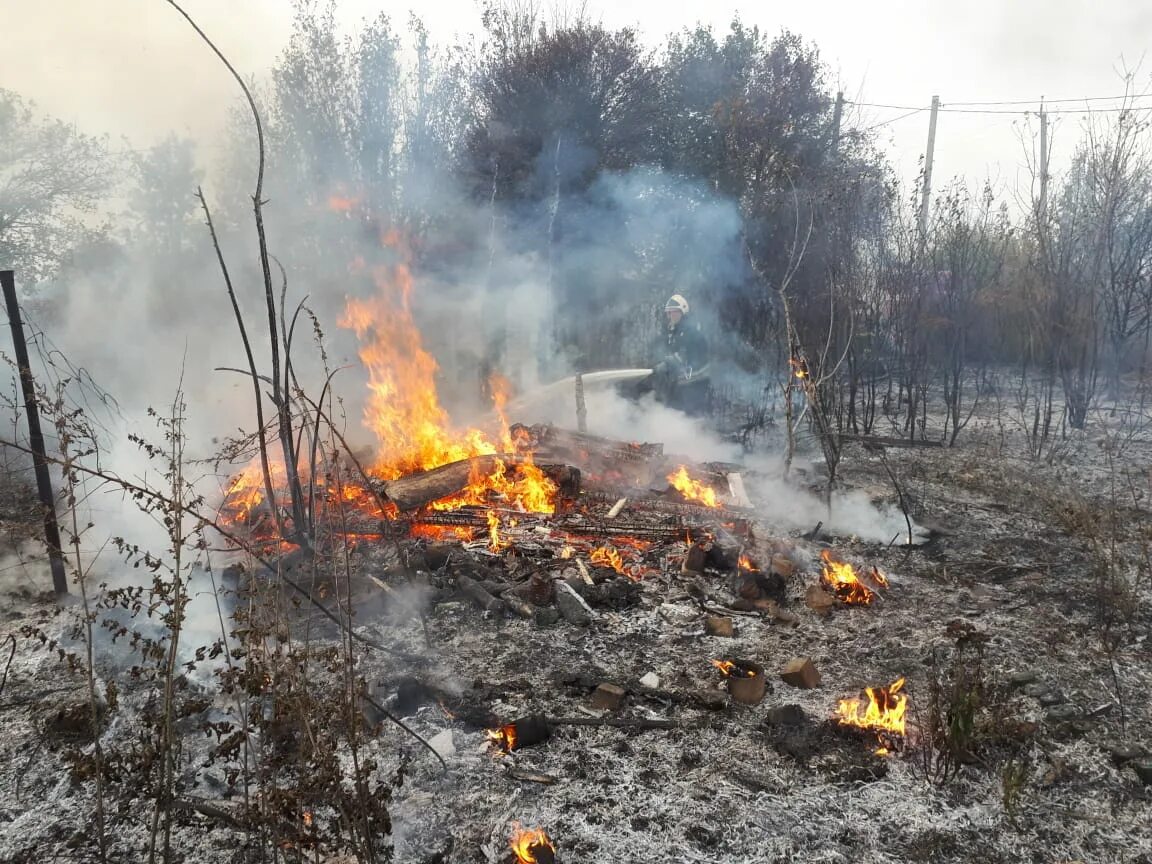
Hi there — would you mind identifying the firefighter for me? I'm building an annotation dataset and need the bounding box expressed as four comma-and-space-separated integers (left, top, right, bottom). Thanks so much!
651, 294, 711, 415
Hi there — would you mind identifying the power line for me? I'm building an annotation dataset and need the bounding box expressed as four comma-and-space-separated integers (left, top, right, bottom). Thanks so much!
947, 93, 1152, 107
847, 98, 1152, 116
862, 107, 926, 131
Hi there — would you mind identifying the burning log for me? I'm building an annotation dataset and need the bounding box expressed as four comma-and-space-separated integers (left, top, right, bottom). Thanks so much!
380, 455, 579, 512
713, 659, 767, 705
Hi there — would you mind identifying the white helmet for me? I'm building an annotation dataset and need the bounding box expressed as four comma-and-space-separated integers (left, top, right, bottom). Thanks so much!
664, 294, 689, 315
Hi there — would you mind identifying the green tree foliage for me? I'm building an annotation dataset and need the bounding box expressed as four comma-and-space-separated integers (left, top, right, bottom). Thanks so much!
0, 89, 110, 284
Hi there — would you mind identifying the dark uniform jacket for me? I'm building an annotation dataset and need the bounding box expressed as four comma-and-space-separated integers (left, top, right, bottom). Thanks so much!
659, 319, 710, 381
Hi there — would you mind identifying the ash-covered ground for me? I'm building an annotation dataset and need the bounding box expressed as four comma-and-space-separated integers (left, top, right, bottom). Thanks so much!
2, 397, 1151, 864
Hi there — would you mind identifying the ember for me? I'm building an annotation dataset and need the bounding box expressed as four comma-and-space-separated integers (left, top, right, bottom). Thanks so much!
837, 677, 908, 740
819, 549, 885, 605
510, 824, 556, 864
667, 465, 720, 508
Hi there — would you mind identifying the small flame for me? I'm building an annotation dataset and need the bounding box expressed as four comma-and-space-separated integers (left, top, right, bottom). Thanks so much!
738, 554, 759, 572
837, 677, 908, 737
668, 465, 720, 508
486, 723, 517, 753
590, 546, 625, 573
486, 509, 508, 552
510, 824, 555, 864
790, 357, 808, 379
712, 659, 755, 678
820, 550, 881, 605
559, 545, 575, 559
302, 810, 313, 828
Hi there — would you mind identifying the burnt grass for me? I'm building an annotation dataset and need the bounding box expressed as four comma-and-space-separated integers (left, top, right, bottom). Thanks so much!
1, 404, 1152, 863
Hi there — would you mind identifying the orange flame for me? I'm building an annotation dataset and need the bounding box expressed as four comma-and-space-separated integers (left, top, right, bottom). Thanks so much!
820, 550, 882, 605
667, 465, 720, 508
712, 659, 755, 678
510, 824, 555, 864
486, 724, 517, 753
327, 194, 359, 213
302, 810, 313, 828
738, 554, 759, 572
590, 546, 624, 573
339, 236, 557, 513
409, 523, 474, 542
790, 357, 808, 380
837, 677, 907, 736
486, 509, 508, 552
222, 461, 278, 523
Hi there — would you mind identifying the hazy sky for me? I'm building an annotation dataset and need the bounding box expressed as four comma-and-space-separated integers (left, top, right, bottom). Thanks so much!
2, 0, 1151, 196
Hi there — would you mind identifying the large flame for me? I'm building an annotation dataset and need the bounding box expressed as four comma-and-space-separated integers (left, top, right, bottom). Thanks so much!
338, 233, 556, 513
820, 550, 884, 605
837, 677, 908, 736
509, 824, 555, 864
667, 465, 720, 508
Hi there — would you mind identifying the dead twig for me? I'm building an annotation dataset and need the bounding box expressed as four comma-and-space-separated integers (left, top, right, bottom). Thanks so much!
0, 633, 15, 698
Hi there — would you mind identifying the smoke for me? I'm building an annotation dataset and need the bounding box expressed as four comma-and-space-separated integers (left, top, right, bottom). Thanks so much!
0, 6, 924, 632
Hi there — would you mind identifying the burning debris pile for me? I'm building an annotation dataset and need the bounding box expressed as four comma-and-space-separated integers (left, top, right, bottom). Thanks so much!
202, 260, 930, 859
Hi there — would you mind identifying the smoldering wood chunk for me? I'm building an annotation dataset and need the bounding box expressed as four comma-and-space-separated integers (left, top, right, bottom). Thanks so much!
590, 683, 627, 711
704, 616, 735, 637
804, 584, 837, 616
508, 713, 552, 749
780, 657, 821, 689
682, 544, 707, 576
507, 571, 555, 607
583, 577, 642, 610
456, 573, 506, 616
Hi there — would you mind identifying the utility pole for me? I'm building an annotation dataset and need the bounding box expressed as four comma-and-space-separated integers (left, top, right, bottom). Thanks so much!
1039, 100, 1049, 222
1, 270, 68, 595
918, 95, 940, 239
830, 90, 844, 154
